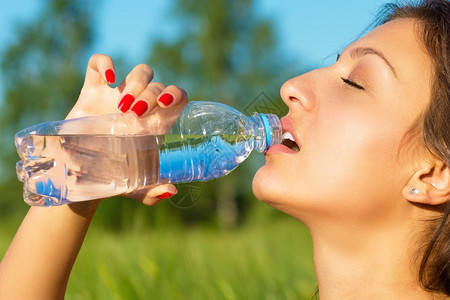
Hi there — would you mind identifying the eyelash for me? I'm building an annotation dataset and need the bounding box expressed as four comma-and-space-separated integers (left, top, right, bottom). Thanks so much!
341, 77, 365, 90
336, 53, 365, 90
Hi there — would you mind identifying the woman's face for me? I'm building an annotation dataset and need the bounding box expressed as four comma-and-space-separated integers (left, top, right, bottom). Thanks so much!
253, 18, 433, 225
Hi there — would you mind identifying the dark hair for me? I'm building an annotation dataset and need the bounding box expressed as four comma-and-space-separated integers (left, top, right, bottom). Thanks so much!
378, 0, 450, 296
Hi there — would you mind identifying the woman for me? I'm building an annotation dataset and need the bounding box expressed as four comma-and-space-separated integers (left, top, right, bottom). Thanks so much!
0, 0, 448, 298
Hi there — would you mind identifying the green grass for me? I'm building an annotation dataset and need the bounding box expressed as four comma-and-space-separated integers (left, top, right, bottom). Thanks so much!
0, 206, 317, 300
69, 217, 316, 299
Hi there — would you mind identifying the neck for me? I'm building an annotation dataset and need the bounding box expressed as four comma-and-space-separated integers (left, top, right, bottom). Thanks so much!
308, 217, 436, 299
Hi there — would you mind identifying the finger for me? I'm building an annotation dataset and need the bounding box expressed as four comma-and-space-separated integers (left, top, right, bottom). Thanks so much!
83, 54, 116, 89
116, 64, 155, 112
128, 184, 178, 206
129, 82, 166, 117
157, 85, 189, 108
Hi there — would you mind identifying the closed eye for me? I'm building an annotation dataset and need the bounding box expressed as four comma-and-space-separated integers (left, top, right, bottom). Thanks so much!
341, 77, 364, 90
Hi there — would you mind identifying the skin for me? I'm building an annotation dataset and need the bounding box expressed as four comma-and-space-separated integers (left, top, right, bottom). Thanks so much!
253, 18, 450, 299
1, 18, 449, 299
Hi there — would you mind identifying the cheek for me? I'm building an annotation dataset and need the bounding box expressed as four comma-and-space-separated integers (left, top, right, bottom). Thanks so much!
308, 111, 406, 200
253, 109, 408, 218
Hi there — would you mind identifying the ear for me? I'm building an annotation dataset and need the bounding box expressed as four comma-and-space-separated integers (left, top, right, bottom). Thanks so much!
403, 159, 450, 206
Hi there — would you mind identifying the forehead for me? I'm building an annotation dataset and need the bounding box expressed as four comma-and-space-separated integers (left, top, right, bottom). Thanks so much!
350, 18, 432, 82
349, 18, 433, 106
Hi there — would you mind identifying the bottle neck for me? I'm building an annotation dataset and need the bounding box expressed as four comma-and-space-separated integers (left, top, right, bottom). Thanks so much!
248, 113, 282, 152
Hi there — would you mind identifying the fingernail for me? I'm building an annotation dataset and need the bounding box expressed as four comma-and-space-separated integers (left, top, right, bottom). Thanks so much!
105, 69, 115, 84
158, 93, 173, 106
118, 94, 135, 112
131, 100, 149, 117
157, 192, 173, 199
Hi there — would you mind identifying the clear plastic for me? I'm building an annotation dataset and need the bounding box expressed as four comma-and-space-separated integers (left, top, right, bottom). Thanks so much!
15, 101, 282, 206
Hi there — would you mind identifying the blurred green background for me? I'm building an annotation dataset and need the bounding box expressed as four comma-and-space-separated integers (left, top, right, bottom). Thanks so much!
0, 0, 390, 298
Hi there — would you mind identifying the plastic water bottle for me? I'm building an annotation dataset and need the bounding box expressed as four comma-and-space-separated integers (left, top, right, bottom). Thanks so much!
15, 101, 282, 207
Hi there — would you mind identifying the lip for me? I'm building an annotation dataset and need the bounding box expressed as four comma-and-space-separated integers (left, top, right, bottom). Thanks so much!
266, 117, 301, 155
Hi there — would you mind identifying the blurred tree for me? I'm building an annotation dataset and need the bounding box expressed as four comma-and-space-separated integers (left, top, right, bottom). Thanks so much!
0, 0, 94, 216
147, 0, 292, 228
0, 0, 301, 228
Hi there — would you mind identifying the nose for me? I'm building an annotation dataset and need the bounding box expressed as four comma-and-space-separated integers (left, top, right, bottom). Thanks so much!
280, 75, 317, 112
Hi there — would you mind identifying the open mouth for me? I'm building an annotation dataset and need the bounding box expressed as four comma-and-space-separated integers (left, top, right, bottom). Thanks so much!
281, 131, 300, 152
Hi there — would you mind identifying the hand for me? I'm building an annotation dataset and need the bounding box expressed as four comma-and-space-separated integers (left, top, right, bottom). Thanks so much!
67, 54, 188, 205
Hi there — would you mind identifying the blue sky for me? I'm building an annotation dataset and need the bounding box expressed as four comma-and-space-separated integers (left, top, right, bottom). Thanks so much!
0, 0, 391, 102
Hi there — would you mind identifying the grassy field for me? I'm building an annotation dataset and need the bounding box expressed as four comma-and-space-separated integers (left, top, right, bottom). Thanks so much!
0, 205, 317, 300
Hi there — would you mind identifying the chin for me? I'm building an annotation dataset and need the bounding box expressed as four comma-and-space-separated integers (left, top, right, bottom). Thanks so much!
252, 164, 317, 223
252, 168, 266, 201
252, 165, 284, 206
252, 170, 304, 222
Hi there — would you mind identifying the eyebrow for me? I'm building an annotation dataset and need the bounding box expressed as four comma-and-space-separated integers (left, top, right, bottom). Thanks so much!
348, 47, 398, 79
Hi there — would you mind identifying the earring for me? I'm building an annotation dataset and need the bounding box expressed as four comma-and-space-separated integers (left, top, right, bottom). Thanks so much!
410, 188, 419, 195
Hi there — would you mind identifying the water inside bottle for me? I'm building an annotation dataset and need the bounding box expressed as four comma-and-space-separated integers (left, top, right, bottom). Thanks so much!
159, 133, 256, 182
16, 132, 257, 206
17, 134, 160, 206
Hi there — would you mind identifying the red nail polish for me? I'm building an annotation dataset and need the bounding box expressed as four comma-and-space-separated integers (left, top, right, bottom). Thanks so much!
131, 100, 149, 117
157, 192, 173, 199
118, 94, 135, 112
105, 69, 115, 84
158, 93, 173, 106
